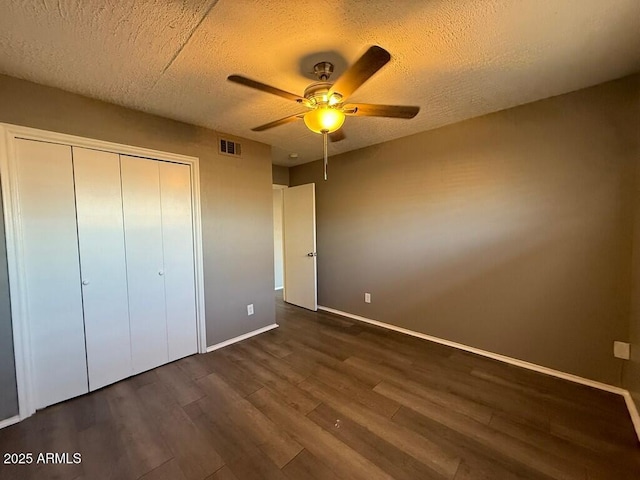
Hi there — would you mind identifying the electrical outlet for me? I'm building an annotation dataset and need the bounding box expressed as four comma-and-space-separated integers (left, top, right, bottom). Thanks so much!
614, 341, 630, 360
247, 304, 254, 316
364, 293, 371, 304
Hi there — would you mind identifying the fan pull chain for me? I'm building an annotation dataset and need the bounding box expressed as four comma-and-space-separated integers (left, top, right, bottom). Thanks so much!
323, 131, 328, 180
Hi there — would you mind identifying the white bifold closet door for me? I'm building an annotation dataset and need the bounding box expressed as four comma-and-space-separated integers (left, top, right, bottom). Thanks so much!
121, 156, 197, 374
73, 147, 132, 391
13, 142, 198, 409
14, 139, 88, 409
159, 162, 197, 362
121, 156, 169, 374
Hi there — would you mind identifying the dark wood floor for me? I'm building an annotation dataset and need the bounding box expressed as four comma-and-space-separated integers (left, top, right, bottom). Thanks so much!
1, 296, 639, 480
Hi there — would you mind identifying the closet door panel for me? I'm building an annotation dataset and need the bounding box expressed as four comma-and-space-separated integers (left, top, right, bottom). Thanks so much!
14, 139, 88, 409
159, 162, 198, 361
120, 155, 168, 374
73, 147, 132, 390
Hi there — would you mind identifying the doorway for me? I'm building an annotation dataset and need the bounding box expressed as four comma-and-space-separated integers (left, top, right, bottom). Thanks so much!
272, 185, 286, 291
273, 182, 318, 311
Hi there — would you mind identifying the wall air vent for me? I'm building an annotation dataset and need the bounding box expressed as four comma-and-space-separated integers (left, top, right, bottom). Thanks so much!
219, 138, 242, 157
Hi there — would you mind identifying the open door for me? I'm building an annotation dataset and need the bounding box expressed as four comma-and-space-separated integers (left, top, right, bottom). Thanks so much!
283, 183, 317, 311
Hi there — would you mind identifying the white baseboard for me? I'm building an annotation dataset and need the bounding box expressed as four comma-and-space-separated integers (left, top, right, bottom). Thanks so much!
206, 324, 279, 353
0, 414, 20, 430
318, 305, 640, 442
274, 287, 283, 291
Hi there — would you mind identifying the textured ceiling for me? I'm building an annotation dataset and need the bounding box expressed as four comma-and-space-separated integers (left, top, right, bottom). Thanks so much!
0, 1, 639, 167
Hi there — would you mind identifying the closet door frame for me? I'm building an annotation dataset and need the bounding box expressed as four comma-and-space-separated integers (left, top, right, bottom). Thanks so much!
0, 123, 207, 421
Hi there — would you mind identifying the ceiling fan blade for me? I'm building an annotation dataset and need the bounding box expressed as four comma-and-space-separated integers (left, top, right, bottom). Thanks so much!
344, 103, 420, 119
328, 46, 391, 100
252, 112, 306, 132
329, 130, 346, 142
228, 75, 304, 103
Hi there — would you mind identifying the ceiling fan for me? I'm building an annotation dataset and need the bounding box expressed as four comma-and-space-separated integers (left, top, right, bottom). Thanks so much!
228, 46, 420, 179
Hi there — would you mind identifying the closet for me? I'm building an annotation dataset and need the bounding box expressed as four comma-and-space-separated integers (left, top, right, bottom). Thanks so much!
14, 138, 198, 410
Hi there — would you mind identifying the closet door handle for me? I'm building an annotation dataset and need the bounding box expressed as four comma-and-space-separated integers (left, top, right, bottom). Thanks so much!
158, 270, 165, 276
82, 280, 90, 286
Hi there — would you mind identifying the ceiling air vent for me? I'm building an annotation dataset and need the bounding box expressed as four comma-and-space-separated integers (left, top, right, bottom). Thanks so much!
219, 138, 242, 157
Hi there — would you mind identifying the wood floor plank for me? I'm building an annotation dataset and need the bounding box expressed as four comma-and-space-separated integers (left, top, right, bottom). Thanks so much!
548, 397, 639, 448
277, 323, 355, 362
104, 382, 173, 479
375, 380, 586, 480
222, 348, 320, 414
39, 407, 84, 479
234, 342, 307, 385
138, 459, 188, 480
75, 417, 141, 480
344, 355, 494, 423
313, 310, 359, 329
452, 350, 627, 418
128, 369, 159, 389
355, 326, 454, 356
65, 389, 113, 433
343, 354, 409, 384
356, 328, 455, 364
196, 373, 304, 468
281, 449, 339, 480
201, 352, 263, 398
183, 397, 262, 466
0, 404, 85, 480
409, 358, 553, 430
471, 367, 632, 427
318, 326, 415, 368
206, 466, 240, 480
154, 362, 206, 407
297, 376, 461, 479
223, 448, 291, 480
307, 402, 444, 480
1, 291, 637, 480
135, 381, 225, 480
283, 339, 383, 388
247, 387, 396, 480
392, 405, 561, 480
308, 363, 400, 418
254, 336, 294, 359
176, 353, 214, 381
550, 418, 640, 458
489, 412, 640, 480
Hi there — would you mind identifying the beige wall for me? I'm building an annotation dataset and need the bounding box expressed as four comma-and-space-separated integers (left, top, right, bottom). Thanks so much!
624, 75, 640, 409
0, 74, 276, 419
272, 164, 290, 186
291, 74, 640, 386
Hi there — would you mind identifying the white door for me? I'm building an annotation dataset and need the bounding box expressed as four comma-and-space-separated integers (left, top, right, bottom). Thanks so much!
283, 183, 317, 311
73, 147, 132, 390
14, 139, 88, 408
159, 162, 198, 362
120, 155, 169, 374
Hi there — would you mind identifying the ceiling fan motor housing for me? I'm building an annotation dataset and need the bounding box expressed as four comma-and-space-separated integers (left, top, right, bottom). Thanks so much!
304, 82, 342, 107
313, 61, 334, 81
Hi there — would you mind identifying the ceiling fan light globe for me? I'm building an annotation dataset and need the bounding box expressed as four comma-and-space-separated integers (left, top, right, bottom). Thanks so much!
303, 107, 345, 134
328, 93, 342, 106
